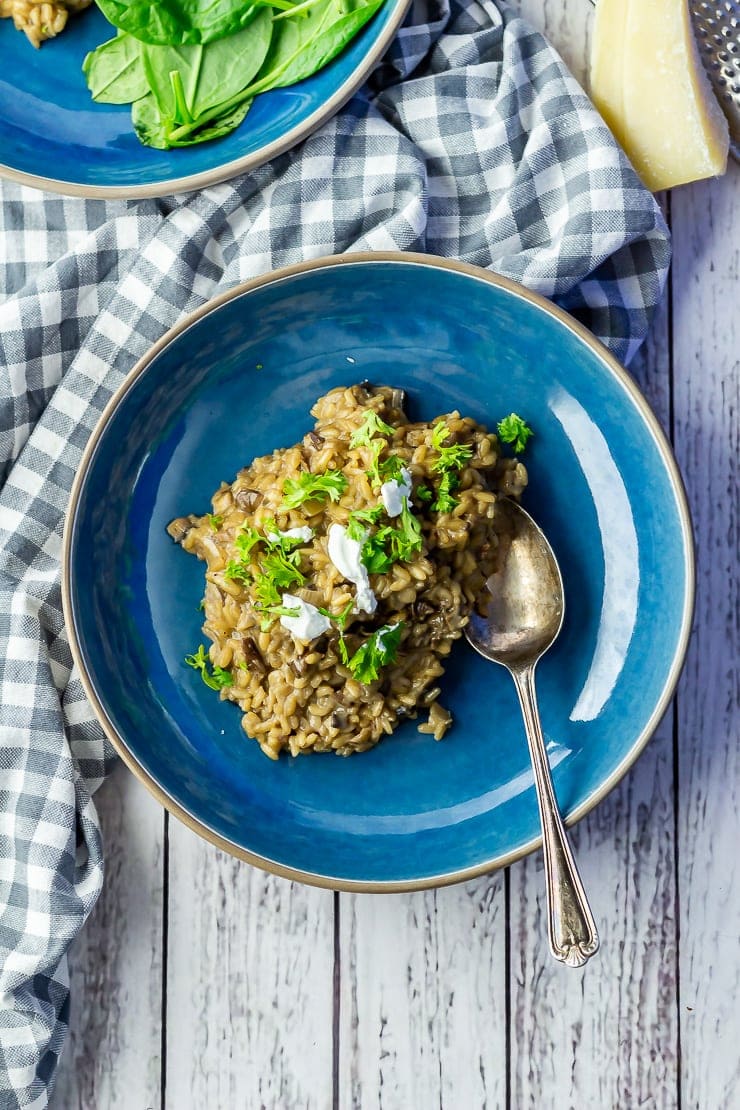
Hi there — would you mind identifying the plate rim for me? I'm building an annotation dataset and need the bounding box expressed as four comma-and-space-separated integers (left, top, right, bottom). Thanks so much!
0, 0, 411, 200
61, 250, 696, 892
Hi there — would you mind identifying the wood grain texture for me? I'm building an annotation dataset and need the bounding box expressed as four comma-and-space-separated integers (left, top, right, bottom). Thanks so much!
671, 162, 740, 1110
47, 4, 740, 1107
164, 818, 335, 1110
51, 764, 164, 1110
338, 876, 507, 1110
515, 0, 591, 90
508, 281, 681, 1110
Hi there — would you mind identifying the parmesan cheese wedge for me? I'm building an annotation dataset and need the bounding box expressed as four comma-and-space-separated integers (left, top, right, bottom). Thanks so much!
590, 0, 729, 191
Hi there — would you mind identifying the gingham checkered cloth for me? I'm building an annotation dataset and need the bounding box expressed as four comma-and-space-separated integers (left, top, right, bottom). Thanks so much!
0, 0, 669, 1103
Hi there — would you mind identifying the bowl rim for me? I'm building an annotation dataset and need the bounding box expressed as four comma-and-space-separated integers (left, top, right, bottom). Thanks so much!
0, 0, 411, 200
61, 251, 696, 892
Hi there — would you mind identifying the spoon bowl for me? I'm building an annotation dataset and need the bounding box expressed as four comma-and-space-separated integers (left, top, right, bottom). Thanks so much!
466, 498, 599, 968
466, 498, 564, 669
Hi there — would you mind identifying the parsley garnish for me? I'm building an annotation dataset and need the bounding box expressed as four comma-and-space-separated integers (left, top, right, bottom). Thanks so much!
207, 513, 223, 531
281, 470, 348, 510
349, 410, 395, 448
253, 547, 306, 625
430, 421, 474, 473
185, 644, 233, 690
234, 526, 261, 559
367, 444, 404, 489
253, 573, 281, 609
393, 499, 422, 561
359, 526, 396, 574
318, 598, 355, 662
346, 505, 384, 541
257, 602, 301, 630
262, 520, 311, 550
358, 499, 422, 573
224, 560, 252, 584
347, 622, 404, 684
260, 547, 305, 588
497, 413, 533, 454
416, 485, 433, 503
225, 525, 263, 583
431, 471, 460, 513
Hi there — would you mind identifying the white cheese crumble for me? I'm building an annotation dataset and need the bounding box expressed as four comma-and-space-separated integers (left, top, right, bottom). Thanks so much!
267, 525, 313, 543
327, 523, 377, 614
380, 467, 413, 518
279, 594, 331, 641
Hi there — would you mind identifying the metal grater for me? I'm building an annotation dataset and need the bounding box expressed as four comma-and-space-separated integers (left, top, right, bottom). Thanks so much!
689, 0, 740, 159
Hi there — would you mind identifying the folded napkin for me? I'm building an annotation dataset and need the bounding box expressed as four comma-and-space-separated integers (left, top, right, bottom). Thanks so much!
0, 0, 669, 1103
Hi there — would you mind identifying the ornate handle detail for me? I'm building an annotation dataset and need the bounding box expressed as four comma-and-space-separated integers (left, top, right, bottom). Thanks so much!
512, 665, 600, 968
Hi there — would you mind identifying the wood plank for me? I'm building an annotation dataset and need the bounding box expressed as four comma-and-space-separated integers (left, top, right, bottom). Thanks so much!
164, 820, 335, 1110
52, 764, 164, 1110
671, 162, 740, 1109
492, 4, 680, 1108
515, 0, 591, 89
338, 876, 508, 1110
507, 285, 680, 1108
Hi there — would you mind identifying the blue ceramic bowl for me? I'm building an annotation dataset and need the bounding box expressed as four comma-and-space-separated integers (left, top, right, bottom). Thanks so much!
63, 254, 694, 890
0, 0, 408, 197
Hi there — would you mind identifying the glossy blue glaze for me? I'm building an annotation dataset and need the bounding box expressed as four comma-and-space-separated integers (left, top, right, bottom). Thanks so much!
0, 1, 405, 192
67, 257, 692, 885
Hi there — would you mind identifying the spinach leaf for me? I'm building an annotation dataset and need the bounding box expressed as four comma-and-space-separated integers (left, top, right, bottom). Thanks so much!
132, 92, 252, 147
246, 0, 385, 95
140, 9, 272, 124
131, 93, 170, 147
95, 0, 261, 46
83, 33, 148, 103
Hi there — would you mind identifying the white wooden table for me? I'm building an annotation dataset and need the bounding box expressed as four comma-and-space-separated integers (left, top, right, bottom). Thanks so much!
51, 3, 740, 1107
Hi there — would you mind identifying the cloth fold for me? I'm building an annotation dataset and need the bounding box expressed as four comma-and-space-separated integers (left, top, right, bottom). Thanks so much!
0, 0, 668, 1103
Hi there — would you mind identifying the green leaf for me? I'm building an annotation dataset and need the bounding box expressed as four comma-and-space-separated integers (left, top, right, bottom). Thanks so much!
259, 603, 301, 619
141, 12, 272, 124
131, 93, 171, 148
349, 409, 395, 449
347, 622, 403, 684
245, 0, 385, 95
391, 498, 422, 562
185, 644, 233, 689
346, 505, 384, 541
83, 33, 148, 104
224, 559, 252, 583
280, 469, 348, 510
206, 513, 222, 531
359, 526, 395, 574
497, 413, 533, 454
430, 421, 473, 473
132, 91, 251, 148
357, 499, 421, 572
431, 471, 459, 513
366, 443, 403, 490
260, 548, 306, 589
95, 0, 263, 47
234, 525, 263, 559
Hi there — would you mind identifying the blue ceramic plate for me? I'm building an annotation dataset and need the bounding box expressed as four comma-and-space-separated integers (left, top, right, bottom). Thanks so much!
63, 254, 694, 890
0, 0, 408, 198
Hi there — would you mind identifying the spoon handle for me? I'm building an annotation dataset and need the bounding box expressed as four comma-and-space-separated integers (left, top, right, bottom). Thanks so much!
512, 665, 600, 968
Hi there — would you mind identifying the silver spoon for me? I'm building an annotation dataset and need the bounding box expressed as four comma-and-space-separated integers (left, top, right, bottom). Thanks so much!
465, 498, 599, 968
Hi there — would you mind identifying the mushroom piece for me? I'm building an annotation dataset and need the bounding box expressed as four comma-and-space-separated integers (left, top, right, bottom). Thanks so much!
234, 488, 263, 511
166, 515, 198, 545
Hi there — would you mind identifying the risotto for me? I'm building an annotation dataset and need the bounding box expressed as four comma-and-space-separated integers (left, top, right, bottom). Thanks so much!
168, 384, 529, 760
1, 0, 91, 47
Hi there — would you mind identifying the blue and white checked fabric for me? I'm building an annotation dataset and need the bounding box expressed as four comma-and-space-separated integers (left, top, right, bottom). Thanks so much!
0, 0, 669, 1104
